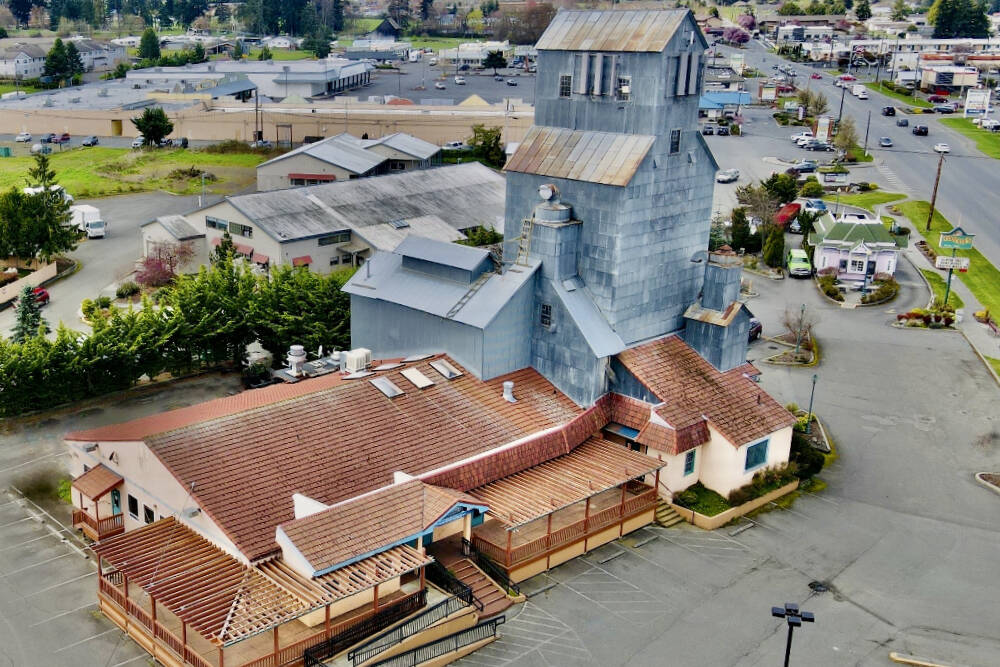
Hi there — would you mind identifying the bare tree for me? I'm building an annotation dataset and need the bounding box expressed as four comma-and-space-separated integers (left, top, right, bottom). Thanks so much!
782, 305, 820, 341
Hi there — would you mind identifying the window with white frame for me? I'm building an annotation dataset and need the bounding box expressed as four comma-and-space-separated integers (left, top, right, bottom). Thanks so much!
559, 74, 572, 98
745, 439, 769, 471
849, 257, 866, 273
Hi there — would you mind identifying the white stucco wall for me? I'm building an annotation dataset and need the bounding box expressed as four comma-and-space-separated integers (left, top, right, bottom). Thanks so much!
697, 425, 794, 498
67, 440, 247, 562
140, 221, 208, 273
256, 153, 356, 191
655, 445, 703, 496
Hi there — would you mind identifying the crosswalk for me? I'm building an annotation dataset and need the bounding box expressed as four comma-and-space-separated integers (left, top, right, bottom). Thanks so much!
876, 160, 909, 194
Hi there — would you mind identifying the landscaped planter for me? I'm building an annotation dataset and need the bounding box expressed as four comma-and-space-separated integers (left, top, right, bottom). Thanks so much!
670, 480, 800, 531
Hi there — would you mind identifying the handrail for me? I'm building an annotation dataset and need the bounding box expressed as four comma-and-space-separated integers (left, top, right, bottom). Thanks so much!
367, 617, 506, 667
424, 561, 483, 611
348, 593, 471, 666
462, 538, 520, 597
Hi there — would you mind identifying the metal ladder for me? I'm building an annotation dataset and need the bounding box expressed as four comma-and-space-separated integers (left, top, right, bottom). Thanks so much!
515, 217, 533, 266
446, 271, 492, 319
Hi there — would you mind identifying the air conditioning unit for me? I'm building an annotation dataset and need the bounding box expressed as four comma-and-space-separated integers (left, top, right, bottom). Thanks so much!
345, 348, 372, 372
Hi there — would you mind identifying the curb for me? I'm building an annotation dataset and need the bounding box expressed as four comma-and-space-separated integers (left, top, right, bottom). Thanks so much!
974, 472, 1000, 496
888, 651, 961, 667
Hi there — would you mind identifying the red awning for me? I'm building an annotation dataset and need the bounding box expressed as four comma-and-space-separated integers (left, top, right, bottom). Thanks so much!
253, 252, 269, 265
292, 255, 312, 267
288, 173, 337, 182
235, 243, 253, 256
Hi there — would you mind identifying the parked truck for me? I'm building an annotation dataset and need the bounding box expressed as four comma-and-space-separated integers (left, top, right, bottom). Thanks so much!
70, 204, 107, 239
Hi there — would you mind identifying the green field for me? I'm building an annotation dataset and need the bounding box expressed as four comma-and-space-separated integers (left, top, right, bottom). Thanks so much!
898, 200, 1000, 315
865, 81, 933, 108
249, 48, 314, 61
406, 37, 468, 52
939, 118, 1000, 159
986, 357, 1000, 377
0, 147, 267, 198
0, 83, 40, 95
823, 191, 905, 211
920, 269, 965, 309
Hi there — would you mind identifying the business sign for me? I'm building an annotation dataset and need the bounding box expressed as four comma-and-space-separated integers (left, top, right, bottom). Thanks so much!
760, 84, 777, 102
729, 53, 745, 75
815, 116, 832, 142
935, 256, 971, 271
964, 89, 991, 116
939, 227, 975, 250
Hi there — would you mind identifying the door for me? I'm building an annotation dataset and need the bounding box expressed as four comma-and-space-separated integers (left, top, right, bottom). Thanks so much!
110, 489, 121, 515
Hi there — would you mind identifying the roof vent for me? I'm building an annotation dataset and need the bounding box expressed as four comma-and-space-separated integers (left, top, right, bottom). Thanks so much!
502, 381, 516, 403
83, 442, 98, 452
429, 358, 462, 380
370, 376, 404, 398
345, 348, 372, 372
287, 344, 307, 376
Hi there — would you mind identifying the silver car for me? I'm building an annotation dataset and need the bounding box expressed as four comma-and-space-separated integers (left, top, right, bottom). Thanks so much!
716, 169, 740, 183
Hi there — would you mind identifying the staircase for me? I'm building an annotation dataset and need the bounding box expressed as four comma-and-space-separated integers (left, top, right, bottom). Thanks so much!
444, 558, 513, 618
655, 499, 685, 528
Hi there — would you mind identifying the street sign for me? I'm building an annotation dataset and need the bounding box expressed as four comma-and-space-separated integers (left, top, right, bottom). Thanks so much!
935, 256, 970, 270
939, 227, 975, 250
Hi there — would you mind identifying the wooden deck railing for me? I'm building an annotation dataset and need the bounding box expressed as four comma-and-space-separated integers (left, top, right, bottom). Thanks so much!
72, 509, 124, 540
473, 484, 659, 568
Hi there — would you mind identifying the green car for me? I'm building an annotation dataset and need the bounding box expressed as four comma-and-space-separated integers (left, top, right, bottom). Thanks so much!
787, 249, 812, 278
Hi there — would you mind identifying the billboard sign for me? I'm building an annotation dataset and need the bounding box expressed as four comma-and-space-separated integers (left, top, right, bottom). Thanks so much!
964, 89, 991, 116
729, 53, 745, 75
760, 84, 777, 102
939, 227, 975, 250
815, 116, 832, 142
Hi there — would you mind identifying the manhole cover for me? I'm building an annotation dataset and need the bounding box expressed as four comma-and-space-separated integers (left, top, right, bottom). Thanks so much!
808, 580, 829, 593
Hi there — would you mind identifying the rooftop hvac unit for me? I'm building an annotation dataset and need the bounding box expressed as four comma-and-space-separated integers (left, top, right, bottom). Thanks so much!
345, 348, 372, 372
98, 88, 108, 97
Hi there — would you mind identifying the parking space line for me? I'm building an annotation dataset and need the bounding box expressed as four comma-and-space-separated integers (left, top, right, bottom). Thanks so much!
0, 534, 50, 552
28, 601, 97, 627
27, 570, 96, 597
110, 656, 148, 667
53, 627, 119, 653
0, 516, 32, 529
0, 451, 63, 474
7, 551, 72, 574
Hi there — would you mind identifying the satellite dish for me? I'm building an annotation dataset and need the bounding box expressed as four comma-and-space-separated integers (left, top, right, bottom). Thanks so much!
538, 183, 557, 201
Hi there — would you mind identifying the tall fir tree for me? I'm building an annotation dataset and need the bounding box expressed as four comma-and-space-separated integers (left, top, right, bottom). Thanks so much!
11, 285, 49, 343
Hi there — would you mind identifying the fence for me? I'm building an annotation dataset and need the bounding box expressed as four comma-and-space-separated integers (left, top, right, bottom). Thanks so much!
0, 261, 57, 305
348, 594, 471, 666
367, 617, 505, 667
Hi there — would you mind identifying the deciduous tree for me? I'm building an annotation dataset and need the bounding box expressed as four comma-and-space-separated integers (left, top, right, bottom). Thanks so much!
483, 50, 507, 74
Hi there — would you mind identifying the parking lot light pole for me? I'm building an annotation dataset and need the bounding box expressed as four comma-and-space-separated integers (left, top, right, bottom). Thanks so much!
806, 374, 818, 434
772, 603, 815, 667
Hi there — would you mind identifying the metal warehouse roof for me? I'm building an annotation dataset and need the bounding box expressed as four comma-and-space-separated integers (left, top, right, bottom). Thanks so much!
353, 214, 464, 250
364, 132, 441, 160
396, 235, 490, 272
228, 162, 505, 243
259, 134, 387, 175
144, 214, 204, 241
505, 126, 654, 187
535, 9, 688, 52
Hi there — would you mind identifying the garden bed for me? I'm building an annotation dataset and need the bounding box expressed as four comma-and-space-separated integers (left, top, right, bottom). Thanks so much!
671, 480, 800, 530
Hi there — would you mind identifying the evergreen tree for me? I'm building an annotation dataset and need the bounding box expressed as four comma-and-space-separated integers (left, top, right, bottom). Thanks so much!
44, 39, 70, 82
855, 0, 872, 20
192, 42, 206, 63
420, 0, 434, 20
11, 285, 49, 343
139, 27, 161, 61
332, 0, 344, 31
21, 153, 77, 263
483, 50, 507, 74
232, 40, 244, 59
763, 226, 786, 268
258, 45, 273, 61
65, 42, 84, 76
131, 107, 174, 145
212, 231, 237, 262
731, 208, 752, 253
9, 0, 33, 24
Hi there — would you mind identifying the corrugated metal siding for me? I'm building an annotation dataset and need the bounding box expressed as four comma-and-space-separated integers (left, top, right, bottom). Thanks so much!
535, 10, 687, 53
504, 127, 654, 187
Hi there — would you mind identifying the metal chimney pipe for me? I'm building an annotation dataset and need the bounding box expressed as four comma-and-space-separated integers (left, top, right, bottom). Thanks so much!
502, 381, 516, 403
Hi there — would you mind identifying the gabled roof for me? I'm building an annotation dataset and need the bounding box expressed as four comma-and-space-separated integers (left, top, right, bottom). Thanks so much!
70, 356, 581, 561
363, 133, 441, 160
396, 235, 489, 272
72, 464, 122, 500
144, 214, 204, 241
258, 134, 387, 175
617, 335, 795, 448
535, 9, 690, 52
817, 221, 898, 250
353, 215, 465, 251
505, 126, 654, 187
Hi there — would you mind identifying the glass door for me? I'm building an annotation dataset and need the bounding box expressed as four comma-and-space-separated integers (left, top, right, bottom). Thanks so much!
110, 489, 121, 516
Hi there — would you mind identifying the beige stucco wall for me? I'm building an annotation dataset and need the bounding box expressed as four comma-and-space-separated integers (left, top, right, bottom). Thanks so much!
68, 440, 246, 561
256, 152, 357, 192
139, 222, 208, 274
649, 444, 703, 497
697, 425, 794, 498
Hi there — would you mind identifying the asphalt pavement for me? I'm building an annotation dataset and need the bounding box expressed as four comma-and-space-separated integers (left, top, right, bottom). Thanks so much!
722, 41, 1000, 269
359, 64, 536, 104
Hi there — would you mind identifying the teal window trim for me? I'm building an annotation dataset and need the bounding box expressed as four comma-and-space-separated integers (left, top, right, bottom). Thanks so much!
745, 438, 769, 471
684, 449, 696, 476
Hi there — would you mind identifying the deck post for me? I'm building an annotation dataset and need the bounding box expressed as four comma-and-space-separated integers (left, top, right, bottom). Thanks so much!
324, 604, 331, 639
619, 484, 628, 536
218, 646, 224, 667
150, 594, 156, 624
373, 584, 380, 613
419, 564, 426, 591
462, 513, 472, 542
654, 469, 661, 498
584, 498, 591, 550
122, 573, 129, 632
182, 621, 187, 650
545, 513, 552, 549
505, 529, 512, 567
273, 625, 279, 659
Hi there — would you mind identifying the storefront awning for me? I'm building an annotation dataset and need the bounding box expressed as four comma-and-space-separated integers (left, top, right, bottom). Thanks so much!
292, 255, 312, 267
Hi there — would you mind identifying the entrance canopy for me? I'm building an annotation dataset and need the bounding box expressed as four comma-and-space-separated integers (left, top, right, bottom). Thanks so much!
468, 438, 665, 528
72, 464, 122, 501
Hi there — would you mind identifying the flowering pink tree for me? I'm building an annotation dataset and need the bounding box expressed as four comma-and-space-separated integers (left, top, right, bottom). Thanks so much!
723, 27, 751, 45
738, 14, 757, 31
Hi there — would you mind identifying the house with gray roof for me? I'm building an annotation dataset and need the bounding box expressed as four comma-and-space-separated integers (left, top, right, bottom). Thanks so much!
139, 215, 208, 273
809, 212, 900, 282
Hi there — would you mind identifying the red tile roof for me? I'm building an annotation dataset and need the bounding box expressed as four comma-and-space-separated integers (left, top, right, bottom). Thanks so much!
617, 335, 795, 448
72, 464, 123, 500
73, 357, 580, 562
608, 392, 709, 456
280, 480, 485, 573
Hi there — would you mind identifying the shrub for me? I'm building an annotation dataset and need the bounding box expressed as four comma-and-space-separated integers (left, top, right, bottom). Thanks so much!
785, 402, 800, 413
790, 432, 825, 479
727, 463, 799, 505
116, 281, 141, 299
81, 298, 96, 319
818, 274, 844, 301
799, 180, 825, 198
817, 266, 837, 277
861, 277, 898, 304
95, 296, 112, 310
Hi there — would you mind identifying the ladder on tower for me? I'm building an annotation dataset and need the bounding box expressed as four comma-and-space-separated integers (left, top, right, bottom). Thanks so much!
446, 271, 493, 319
515, 217, 533, 266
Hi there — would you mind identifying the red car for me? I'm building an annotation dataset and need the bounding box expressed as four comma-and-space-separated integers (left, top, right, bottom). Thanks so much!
14, 287, 49, 306
928, 95, 949, 104
811, 73, 822, 79
52, 132, 70, 144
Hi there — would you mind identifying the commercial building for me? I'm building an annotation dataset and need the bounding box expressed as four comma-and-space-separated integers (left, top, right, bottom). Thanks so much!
776, 24, 834, 43
438, 41, 515, 68
255, 132, 441, 190
920, 65, 980, 92
809, 212, 900, 283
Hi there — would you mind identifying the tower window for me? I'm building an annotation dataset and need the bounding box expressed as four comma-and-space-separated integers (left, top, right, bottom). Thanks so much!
559, 74, 572, 98
540, 304, 552, 328
669, 129, 681, 154
616, 76, 631, 101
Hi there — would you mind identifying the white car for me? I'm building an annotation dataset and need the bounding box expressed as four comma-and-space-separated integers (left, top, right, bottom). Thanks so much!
933, 143, 950, 153
454, 76, 466, 85
434, 81, 446, 89
790, 130, 813, 143
14, 131, 30, 142
131, 135, 145, 148
856, 90, 868, 100
715, 168, 740, 183
795, 135, 815, 147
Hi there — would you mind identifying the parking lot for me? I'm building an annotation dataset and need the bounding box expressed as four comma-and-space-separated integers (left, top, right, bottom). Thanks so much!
360, 65, 536, 104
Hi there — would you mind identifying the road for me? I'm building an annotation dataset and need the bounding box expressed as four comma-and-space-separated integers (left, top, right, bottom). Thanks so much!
721, 41, 1000, 267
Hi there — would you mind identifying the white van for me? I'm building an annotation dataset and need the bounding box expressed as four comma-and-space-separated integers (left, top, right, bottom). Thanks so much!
24, 184, 74, 204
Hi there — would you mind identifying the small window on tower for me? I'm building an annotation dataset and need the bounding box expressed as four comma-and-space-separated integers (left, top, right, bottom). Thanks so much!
617, 76, 631, 101
669, 129, 681, 154
540, 304, 552, 328
559, 74, 572, 98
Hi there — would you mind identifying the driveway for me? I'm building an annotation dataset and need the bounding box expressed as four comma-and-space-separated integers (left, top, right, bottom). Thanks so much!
466, 268, 1000, 666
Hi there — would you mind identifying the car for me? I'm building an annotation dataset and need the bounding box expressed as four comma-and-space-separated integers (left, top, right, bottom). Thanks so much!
879, 136, 893, 147
896, 117, 909, 127
81, 135, 99, 146
30, 143, 51, 155
53, 132, 70, 144
856, 90, 869, 100
791, 160, 817, 173
701, 125, 715, 135
14, 287, 49, 307
928, 95, 949, 104
804, 140, 835, 151
454, 76, 466, 85
158, 137, 173, 147
912, 125, 929, 136
506, 79, 517, 86
933, 104, 956, 114
881, 106, 896, 116
748, 317, 763, 341
249, 139, 272, 149
14, 131, 31, 142
40, 132, 55, 143
933, 143, 950, 153
457, 64, 470, 71
444, 140, 472, 151
434, 81, 446, 89
786, 249, 813, 278
177, 137, 189, 148
428, 57, 437, 65
716, 168, 740, 183
716, 125, 730, 136
795, 135, 816, 147
131, 135, 145, 148
493, 74, 503, 81
790, 130, 814, 142
802, 199, 828, 214
811, 72, 822, 79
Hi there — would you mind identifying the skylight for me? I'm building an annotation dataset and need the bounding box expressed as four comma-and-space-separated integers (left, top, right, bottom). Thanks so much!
373, 363, 403, 371
402, 353, 433, 362
401, 367, 435, 389
370, 376, 404, 398
429, 359, 463, 380
388, 219, 410, 229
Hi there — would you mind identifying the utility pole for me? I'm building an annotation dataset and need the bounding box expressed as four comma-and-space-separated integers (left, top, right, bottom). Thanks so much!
926, 152, 945, 232
837, 84, 846, 122
862, 110, 871, 156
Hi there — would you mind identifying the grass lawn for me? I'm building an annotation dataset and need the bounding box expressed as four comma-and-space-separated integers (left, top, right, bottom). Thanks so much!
865, 81, 932, 108
939, 118, 1000, 159
674, 483, 731, 517
986, 357, 1000, 377
0, 147, 267, 198
920, 269, 965, 309
249, 49, 314, 61
0, 83, 40, 95
823, 191, 905, 211
897, 200, 1000, 315
406, 36, 469, 52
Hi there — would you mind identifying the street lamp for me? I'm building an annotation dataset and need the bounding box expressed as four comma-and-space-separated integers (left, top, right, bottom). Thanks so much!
806, 374, 818, 434
772, 602, 815, 666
